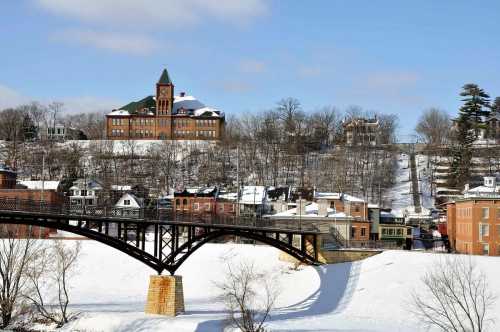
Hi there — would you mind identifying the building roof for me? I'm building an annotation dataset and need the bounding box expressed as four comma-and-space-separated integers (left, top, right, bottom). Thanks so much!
19, 180, 60, 190
314, 192, 365, 203
107, 94, 223, 118
270, 202, 351, 219
119, 95, 156, 115
115, 192, 143, 208
158, 69, 172, 85
240, 186, 267, 205
70, 179, 102, 191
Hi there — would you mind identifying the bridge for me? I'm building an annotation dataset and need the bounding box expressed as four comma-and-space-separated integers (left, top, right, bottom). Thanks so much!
0, 197, 321, 275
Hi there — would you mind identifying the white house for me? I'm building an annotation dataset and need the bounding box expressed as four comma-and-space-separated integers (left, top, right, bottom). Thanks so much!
239, 186, 270, 217
113, 193, 143, 218
69, 179, 102, 208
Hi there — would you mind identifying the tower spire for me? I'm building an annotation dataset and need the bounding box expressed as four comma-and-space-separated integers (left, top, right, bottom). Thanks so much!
158, 68, 172, 85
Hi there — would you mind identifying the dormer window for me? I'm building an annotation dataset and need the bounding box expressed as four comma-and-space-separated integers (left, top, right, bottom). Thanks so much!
124, 199, 130, 206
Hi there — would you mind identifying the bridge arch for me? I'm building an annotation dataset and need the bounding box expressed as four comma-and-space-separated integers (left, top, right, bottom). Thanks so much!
0, 210, 320, 275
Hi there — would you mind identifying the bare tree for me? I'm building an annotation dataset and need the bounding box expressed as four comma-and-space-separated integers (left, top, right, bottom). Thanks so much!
25, 240, 81, 327
47, 101, 64, 140
216, 260, 279, 332
0, 225, 42, 328
411, 256, 496, 332
415, 108, 451, 146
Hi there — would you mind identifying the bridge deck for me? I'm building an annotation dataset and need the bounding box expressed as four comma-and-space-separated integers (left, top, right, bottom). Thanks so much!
0, 209, 320, 235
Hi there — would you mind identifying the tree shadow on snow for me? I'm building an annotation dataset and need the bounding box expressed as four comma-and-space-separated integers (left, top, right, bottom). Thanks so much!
195, 260, 362, 331
270, 260, 361, 320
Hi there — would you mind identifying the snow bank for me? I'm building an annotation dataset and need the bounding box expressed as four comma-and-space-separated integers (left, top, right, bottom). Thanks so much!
53, 240, 500, 332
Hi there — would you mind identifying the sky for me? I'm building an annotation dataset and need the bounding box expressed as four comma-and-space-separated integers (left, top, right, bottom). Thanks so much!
1, 0, 500, 139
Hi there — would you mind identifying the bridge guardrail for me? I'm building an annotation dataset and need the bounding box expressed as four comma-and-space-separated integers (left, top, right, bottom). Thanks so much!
0, 197, 320, 233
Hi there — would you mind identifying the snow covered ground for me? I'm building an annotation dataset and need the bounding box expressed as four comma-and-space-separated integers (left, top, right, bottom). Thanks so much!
386, 153, 435, 213
50, 240, 500, 332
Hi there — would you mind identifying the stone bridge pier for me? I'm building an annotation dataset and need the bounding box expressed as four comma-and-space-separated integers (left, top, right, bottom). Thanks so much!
145, 275, 185, 316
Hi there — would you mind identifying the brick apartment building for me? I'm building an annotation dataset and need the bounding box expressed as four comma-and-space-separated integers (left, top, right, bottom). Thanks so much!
106, 69, 225, 140
447, 176, 500, 256
0, 166, 63, 238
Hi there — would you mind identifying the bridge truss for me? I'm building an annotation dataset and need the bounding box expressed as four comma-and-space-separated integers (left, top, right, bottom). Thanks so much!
0, 198, 320, 275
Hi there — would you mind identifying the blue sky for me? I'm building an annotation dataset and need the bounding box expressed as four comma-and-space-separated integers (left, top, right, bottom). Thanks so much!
1, 0, 500, 138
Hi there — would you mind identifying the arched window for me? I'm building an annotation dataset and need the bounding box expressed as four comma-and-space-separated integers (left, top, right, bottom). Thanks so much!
183, 199, 187, 205
176, 199, 180, 206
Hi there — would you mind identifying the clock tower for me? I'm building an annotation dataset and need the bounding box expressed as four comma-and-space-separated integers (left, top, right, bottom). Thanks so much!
156, 68, 174, 115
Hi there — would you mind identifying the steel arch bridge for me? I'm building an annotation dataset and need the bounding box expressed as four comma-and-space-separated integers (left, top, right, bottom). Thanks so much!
0, 199, 320, 275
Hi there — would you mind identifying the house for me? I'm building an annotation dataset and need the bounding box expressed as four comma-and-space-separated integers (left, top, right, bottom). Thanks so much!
216, 191, 238, 216
41, 123, 87, 141
173, 187, 218, 215
0, 167, 63, 238
239, 186, 270, 217
106, 68, 225, 140
266, 200, 370, 246
447, 176, 500, 256
113, 193, 143, 218
314, 192, 368, 220
0, 165, 17, 189
343, 117, 380, 146
69, 179, 103, 210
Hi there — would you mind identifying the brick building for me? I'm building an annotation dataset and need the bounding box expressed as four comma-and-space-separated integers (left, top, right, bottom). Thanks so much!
106, 69, 225, 140
447, 176, 500, 256
0, 170, 63, 238
0, 165, 17, 189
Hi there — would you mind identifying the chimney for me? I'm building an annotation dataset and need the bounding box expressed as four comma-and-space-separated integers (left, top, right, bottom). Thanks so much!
180, 92, 186, 97
318, 199, 329, 217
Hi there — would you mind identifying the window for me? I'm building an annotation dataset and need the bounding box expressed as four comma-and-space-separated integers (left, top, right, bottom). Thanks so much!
183, 199, 187, 205
354, 205, 360, 213
81, 190, 87, 196
124, 199, 130, 206
205, 203, 211, 211
479, 224, 489, 237
176, 199, 180, 206
351, 227, 356, 238
86, 199, 94, 205
397, 229, 403, 236
361, 227, 366, 237
482, 243, 489, 255
482, 207, 489, 219
407, 228, 412, 236
382, 228, 387, 235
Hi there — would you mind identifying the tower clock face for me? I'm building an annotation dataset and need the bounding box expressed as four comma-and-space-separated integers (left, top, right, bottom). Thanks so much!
160, 88, 168, 98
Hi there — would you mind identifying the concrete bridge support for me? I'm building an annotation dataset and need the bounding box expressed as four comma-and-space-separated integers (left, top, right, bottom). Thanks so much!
145, 275, 185, 316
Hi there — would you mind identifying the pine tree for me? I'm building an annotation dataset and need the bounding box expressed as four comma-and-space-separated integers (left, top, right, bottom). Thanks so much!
448, 114, 475, 189
458, 83, 490, 137
492, 97, 500, 114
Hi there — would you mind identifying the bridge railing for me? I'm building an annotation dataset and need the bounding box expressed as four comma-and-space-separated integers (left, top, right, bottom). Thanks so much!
0, 197, 319, 233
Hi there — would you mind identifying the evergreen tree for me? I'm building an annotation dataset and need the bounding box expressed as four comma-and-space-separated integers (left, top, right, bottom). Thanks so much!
448, 114, 475, 189
492, 97, 500, 114
458, 83, 490, 137
22, 113, 37, 141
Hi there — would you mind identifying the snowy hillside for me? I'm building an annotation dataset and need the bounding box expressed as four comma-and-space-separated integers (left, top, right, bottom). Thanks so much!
53, 241, 500, 332
385, 153, 435, 213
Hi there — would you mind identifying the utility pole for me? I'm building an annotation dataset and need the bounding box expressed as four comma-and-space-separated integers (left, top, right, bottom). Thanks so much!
236, 146, 240, 217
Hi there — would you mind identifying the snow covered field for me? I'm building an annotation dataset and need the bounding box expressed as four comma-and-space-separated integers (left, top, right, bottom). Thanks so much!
52, 240, 500, 332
